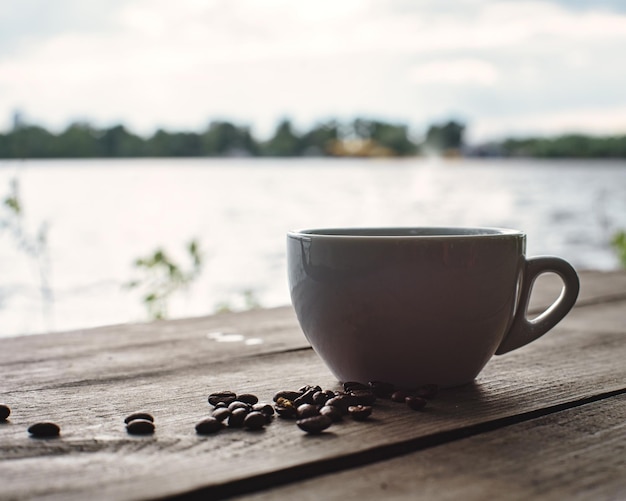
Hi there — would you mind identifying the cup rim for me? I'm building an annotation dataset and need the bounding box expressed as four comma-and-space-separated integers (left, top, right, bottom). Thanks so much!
288, 226, 525, 239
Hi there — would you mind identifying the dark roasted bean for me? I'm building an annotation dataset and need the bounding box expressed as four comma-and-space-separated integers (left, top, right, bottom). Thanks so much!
343, 381, 369, 392
126, 419, 155, 435
214, 401, 228, 409
348, 405, 372, 421
275, 402, 297, 419
195, 417, 222, 435
124, 412, 154, 424
293, 388, 317, 406
325, 395, 355, 414
296, 415, 332, 434
391, 390, 411, 403
368, 381, 396, 398
0, 404, 10, 421
28, 422, 60, 438
252, 403, 275, 417
350, 389, 377, 406
312, 390, 335, 405
298, 384, 322, 393
208, 390, 237, 406
414, 384, 439, 399
237, 393, 259, 405
228, 407, 249, 428
273, 390, 301, 402
405, 396, 428, 410
319, 405, 343, 422
211, 407, 231, 422
228, 400, 251, 412
296, 403, 320, 419
243, 411, 267, 430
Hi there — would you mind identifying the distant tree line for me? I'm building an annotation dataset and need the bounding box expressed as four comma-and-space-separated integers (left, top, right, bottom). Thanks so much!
1, 116, 624, 158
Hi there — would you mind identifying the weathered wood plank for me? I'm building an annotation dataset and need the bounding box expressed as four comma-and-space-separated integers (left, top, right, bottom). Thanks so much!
0, 293, 624, 500
238, 393, 626, 501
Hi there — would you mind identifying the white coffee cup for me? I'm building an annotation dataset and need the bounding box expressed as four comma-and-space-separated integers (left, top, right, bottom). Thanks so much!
287, 227, 580, 388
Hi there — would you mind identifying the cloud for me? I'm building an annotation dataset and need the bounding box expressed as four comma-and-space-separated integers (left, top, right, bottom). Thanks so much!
1, 0, 625, 138
409, 59, 499, 86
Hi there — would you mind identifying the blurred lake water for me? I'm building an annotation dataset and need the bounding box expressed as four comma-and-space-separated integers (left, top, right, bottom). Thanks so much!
1, 157, 625, 337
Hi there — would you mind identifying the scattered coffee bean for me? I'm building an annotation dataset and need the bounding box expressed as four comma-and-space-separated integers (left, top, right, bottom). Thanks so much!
343, 381, 369, 392
293, 388, 317, 407
296, 414, 332, 434
273, 390, 301, 402
252, 403, 275, 417
414, 384, 439, 399
319, 405, 342, 422
228, 407, 249, 428
0, 404, 10, 421
350, 389, 377, 406
405, 396, 428, 411
124, 412, 154, 424
195, 417, 222, 435
208, 390, 237, 406
214, 401, 228, 409
325, 395, 354, 414
28, 422, 60, 438
126, 419, 155, 435
298, 384, 322, 393
297, 403, 320, 419
228, 400, 251, 412
391, 390, 411, 403
211, 407, 231, 422
243, 411, 267, 431
348, 405, 372, 421
368, 381, 395, 398
237, 393, 259, 405
312, 390, 335, 405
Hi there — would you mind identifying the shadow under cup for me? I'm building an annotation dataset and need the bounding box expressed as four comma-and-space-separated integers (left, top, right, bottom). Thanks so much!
287, 227, 580, 388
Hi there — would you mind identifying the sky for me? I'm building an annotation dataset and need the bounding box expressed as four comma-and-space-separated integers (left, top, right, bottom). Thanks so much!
1, 0, 626, 142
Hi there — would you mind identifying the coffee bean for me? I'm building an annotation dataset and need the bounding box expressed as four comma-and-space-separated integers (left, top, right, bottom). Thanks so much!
228, 407, 249, 428
293, 388, 317, 407
124, 412, 154, 424
297, 403, 320, 419
274, 399, 298, 419
350, 389, 377, 406
296, 414, 332, 434
325, 395, 355, 414
228, 400, 251, 412
0, 404, 10, 421
211, 407, 231, 422
343, 381, 369, 392
273, 390, 301, 402
252, 403, 275, 417
243, 411, 267, 430
312, 390, 335, 405
126, 419, 155, 435
414, 384, 439, 399
195, 417, 222, 435
319, 405, 343, 422
28, 422, 60, 438
237, 393, 259, 405
368, 381, 395, 398
298, 384, 322, 393
391, 390, 411, 403
208, 391, 237, 406
348, 405, 372, 421
405, 396, 428, 410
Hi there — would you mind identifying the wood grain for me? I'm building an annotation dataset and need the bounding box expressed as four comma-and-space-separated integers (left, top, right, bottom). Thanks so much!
0, 271, 624, 500
239, 393, 626, 501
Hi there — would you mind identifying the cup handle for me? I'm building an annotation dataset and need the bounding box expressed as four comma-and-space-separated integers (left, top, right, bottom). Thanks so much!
495, 256, 580, 355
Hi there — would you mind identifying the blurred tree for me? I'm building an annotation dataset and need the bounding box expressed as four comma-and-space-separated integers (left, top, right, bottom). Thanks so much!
300, 121, 339, 156
201, 121, 259, 156
261, 119, 302, 156
98, 125, 144, 157
424, 120, 465, 153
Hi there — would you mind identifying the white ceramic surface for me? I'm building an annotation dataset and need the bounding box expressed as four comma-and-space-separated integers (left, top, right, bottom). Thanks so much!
287, 227, 580, 388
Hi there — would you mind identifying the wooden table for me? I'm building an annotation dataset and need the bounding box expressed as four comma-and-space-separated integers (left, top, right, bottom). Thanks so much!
1, 270, 625, 500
